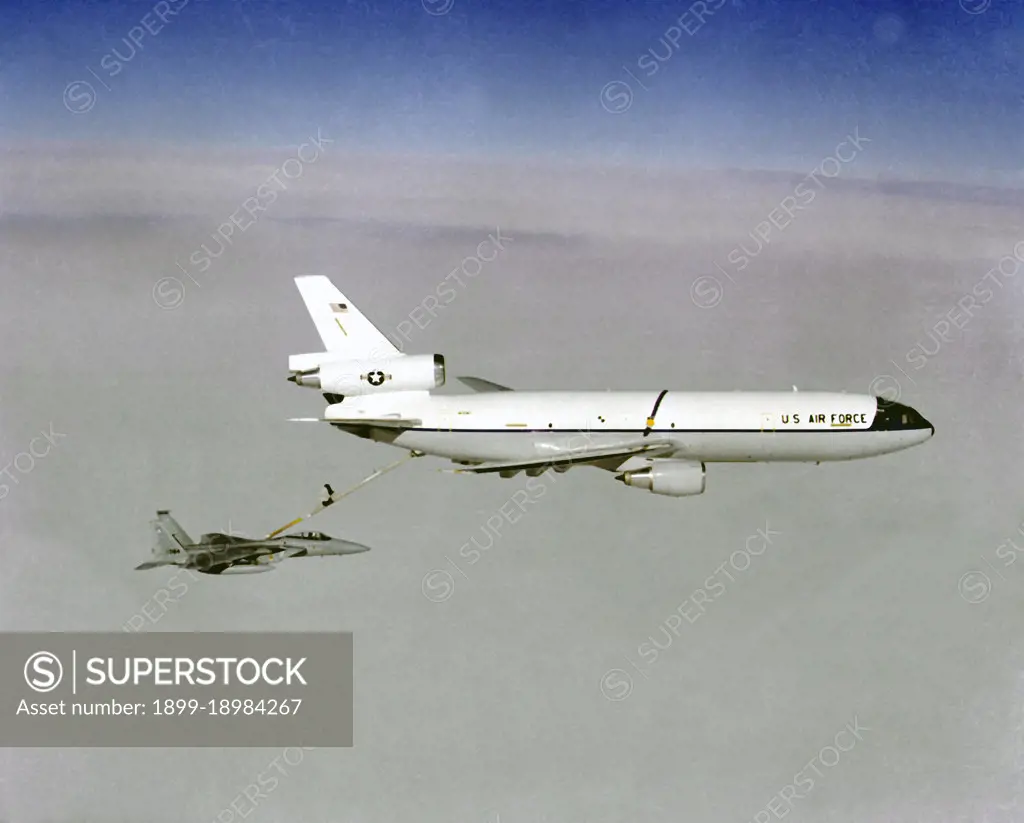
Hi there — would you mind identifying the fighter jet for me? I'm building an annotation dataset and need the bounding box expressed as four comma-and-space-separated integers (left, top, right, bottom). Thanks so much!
134, 484, 371, 575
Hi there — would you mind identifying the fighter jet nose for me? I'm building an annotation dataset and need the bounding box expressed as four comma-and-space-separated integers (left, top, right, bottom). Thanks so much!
919, 414, 934, 437
330, 540, 371, 554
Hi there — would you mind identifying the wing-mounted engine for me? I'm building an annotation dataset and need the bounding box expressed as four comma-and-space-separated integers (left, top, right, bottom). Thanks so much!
289, 354, 445, 396
615, 460, 706, 497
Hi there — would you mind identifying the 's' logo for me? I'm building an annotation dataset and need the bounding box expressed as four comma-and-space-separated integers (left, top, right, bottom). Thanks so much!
24, 651, 63, 693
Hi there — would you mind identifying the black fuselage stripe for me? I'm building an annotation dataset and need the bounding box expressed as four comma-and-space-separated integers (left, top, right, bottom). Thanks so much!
333, 426, 919, 434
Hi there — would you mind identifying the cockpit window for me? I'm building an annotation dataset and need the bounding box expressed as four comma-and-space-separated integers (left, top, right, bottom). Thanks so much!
294, 531, 328, 540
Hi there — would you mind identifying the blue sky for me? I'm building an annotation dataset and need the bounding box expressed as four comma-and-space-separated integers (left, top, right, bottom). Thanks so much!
2, 0, 1021, 180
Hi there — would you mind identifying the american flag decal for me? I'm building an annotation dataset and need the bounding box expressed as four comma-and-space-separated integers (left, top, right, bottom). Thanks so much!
330, 303, 348, 313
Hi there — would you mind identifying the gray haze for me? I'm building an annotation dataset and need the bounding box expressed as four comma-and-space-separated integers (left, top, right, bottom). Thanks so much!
2, 144, 1023, 822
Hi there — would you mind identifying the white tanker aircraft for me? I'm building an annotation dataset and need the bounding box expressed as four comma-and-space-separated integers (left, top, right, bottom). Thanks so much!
286, 276, 934, 498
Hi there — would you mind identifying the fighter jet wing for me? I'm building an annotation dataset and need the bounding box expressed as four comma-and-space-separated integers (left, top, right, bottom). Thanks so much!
446, 440, 675, 475
189, 543, 278, 563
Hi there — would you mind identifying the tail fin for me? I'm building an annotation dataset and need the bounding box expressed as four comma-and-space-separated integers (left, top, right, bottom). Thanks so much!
294, 276, 401, 359
151, 510, 193, 557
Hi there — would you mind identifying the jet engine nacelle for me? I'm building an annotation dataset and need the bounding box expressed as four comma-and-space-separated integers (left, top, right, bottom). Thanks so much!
616, 460, 706, 497
289, 354, 445, 396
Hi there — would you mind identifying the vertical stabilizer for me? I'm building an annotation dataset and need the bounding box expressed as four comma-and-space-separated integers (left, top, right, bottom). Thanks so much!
151, 510, 193, 558
294, 276, 401, 359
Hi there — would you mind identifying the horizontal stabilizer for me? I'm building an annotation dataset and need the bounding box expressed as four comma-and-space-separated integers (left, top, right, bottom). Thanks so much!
447, 441, 675, 475
457, 376, 514, 393
288, 416, 422, 429
135, 560, 176, 570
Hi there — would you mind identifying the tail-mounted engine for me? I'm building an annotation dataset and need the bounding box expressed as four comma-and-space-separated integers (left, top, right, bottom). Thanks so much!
288, 354, 445, 396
